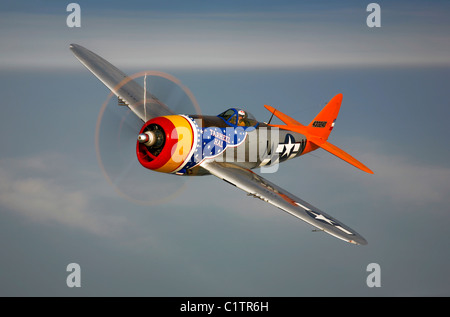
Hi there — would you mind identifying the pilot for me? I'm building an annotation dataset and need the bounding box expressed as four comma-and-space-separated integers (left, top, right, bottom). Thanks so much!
237, 110, 247, 126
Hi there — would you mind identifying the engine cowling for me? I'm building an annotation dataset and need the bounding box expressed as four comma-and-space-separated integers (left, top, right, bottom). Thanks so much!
136, 115, 197, 174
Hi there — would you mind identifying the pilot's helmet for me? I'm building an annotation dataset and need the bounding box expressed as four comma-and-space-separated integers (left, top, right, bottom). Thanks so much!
238, 109, 247, 119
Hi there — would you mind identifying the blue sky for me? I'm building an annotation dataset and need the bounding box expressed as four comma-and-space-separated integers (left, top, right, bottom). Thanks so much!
1, 0, 450, 298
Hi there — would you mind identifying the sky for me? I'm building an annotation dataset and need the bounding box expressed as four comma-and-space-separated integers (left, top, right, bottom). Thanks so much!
1, 0, 450, 69
1, 0, 450, 300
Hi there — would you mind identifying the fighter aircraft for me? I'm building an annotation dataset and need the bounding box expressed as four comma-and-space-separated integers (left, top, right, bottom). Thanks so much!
70, 44, 373, 245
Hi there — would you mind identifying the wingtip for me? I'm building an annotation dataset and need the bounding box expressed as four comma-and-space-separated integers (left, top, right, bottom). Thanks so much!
358, 238, 368, 246
350, 237, 368, 245
69, 43, 83, 53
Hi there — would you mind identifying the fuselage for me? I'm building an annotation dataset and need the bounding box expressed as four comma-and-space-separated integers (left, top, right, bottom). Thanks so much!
136, 108, 309, 176
186, 114, 307, 175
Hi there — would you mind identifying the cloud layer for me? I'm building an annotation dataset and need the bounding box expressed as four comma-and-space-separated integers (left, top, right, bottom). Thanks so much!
0, 153, 127, 236
1, 7, 450, 69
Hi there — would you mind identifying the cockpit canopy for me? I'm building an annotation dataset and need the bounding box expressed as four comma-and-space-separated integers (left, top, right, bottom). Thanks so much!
217, 108, 258, 127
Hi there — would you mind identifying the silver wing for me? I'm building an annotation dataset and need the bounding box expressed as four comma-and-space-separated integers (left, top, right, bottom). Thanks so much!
70, 44, 174, 121
201, 161, 367, 245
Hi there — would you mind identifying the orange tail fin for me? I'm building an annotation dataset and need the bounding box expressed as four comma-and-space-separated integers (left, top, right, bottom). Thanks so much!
264, 94, 373, 174
307, 93, 342, 141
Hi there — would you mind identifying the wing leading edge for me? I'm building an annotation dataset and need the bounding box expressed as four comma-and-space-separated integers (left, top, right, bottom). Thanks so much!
201, 161, 367, 245
70, 44, 174, 121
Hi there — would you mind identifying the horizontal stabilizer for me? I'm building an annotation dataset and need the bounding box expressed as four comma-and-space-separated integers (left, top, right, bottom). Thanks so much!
264, 105, 303, 126
309, 137, 374, 174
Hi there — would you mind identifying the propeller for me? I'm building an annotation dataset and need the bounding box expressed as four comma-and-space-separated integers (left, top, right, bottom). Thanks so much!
95, 71, 201, 205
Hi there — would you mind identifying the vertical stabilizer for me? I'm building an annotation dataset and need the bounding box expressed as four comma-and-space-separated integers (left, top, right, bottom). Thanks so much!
307, 93, 342, 141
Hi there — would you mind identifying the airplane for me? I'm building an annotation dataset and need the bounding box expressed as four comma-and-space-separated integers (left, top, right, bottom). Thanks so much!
70, 43, 373, 245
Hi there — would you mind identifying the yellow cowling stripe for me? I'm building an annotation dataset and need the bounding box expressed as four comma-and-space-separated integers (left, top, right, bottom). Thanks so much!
156, 115, 194, 173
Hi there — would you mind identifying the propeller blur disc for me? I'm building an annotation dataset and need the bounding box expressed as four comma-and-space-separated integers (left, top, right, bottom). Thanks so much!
95, 71, 201, 205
